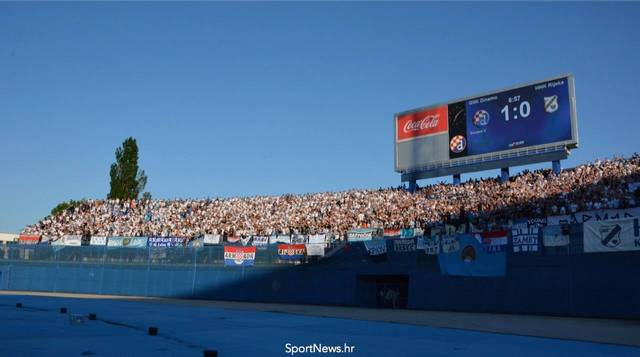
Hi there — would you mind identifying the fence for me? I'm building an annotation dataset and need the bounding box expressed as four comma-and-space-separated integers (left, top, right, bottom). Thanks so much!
1, 224, 639, 319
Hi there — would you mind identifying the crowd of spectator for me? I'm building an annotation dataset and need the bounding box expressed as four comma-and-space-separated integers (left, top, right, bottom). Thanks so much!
21, 155, 640, 240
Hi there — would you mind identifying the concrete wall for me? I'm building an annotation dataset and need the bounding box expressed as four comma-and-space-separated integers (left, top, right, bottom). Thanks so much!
1, 226, 639, 319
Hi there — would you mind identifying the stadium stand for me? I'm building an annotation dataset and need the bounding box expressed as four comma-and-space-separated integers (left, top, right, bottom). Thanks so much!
19, 155, 640, 241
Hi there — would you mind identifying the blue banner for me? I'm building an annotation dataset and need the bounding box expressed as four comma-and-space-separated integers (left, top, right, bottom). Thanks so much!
347, 228, 377, 242
107, 236, 148, 248
363, 239, 387, 258
437, 234, 506, 277
400, 229, 415, 238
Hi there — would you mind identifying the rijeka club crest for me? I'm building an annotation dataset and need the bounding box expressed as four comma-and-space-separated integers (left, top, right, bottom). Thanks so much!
403, 114, 440, 133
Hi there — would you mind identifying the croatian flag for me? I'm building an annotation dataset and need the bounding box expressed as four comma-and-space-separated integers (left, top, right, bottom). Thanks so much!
478, 230, 509, 253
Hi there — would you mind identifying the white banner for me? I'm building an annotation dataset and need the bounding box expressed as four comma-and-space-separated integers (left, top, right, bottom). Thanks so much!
441, 237, 459, 253
424, 237, 440, 255
547, 207, 640, 226
583, 217, 640, 253
252, 236, 269, 247
511, 220, 541, 253
394, 239, 416, 252
270, 235, 291, 244
291, 234, 306, 244
305, 243, 325, 256
204, 234, 221, 245
52, 235, 82, 246
542, 226, 569, 247
308, 234, 326, 245
90, 236, 107, 246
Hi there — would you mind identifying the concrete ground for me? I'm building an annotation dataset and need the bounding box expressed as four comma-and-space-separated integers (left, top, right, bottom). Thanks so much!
1, 290, 639, 356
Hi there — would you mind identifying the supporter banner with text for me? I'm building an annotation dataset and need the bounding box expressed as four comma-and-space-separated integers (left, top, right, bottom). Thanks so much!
291, 235, 306, 244
308, 234, 326, 245
305, 243, 325, 256
364, 239, 387, 256
277, 244, 306, 261
511, 220, 541, 253
394, 238, 416, 253
347, 228, 376, 242
108, 236, 148, 248
252, 236, 269, 249
542, 225, 570, 246
90, 236, 107, 246
441, 237, 460, 253
437, 234, 506, 277
189, 237, 204, 248
148, 237, 185, 247
270, 235, 291, 244
51, 235, 82, 246
424, 236, 440, 255
224, 246, 256, 266
400, 228, 423, 238
203, 234, 221, 245
583, 217, 640, 253
547, 207, 640, 226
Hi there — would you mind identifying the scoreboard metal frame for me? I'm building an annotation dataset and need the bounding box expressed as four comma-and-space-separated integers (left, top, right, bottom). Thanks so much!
394, 74, 579, 183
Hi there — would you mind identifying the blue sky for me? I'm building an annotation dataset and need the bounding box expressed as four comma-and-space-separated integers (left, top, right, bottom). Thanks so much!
1, 2, 639, 232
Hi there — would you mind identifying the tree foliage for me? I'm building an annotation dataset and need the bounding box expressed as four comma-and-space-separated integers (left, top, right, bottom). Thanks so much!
51, 199, 84, 216
108, 137, 147, 200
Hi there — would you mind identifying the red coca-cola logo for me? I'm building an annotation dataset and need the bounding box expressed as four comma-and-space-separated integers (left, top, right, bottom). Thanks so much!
403, 114, 440, 133
396, 105, 448, 141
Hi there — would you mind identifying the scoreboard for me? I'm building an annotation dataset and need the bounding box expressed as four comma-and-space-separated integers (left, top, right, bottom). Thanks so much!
395, 75, 578, 176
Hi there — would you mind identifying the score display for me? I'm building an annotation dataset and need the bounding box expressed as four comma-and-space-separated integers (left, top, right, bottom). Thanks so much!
448, 77, 574, 158
394, 75, 578, 174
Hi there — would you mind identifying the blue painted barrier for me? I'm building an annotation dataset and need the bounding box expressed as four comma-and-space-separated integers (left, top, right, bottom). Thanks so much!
1, 224, 638, 319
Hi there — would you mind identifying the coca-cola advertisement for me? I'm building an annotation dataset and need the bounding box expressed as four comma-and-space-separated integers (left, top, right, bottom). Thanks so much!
396, 105, 448, 142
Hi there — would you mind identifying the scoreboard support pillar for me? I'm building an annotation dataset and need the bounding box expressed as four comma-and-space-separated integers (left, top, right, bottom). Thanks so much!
501, 167, 510, 183
552, 160, 561, 175
453, 174, 461, 185
408, 180, 417, 193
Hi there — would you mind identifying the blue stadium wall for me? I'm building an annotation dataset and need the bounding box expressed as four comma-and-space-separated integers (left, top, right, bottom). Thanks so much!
1, 225, 639, 320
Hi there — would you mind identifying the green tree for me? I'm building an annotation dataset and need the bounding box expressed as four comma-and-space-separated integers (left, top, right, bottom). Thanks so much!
108, 137, 147, 200
51, 199, 84, 216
